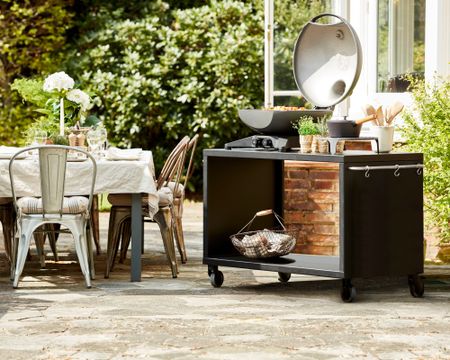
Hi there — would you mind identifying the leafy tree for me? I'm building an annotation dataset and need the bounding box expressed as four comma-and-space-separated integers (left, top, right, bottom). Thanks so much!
0, 0, 74, 144
68, 0, 264, 191
400, 79, 450, 244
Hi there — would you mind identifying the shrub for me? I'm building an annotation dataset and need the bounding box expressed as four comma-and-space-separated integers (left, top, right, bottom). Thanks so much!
68, 0, 264, 192
400, 79, 450, 244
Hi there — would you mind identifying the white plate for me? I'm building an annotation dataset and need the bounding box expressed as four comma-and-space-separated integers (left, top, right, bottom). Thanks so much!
106, 148, 142, 161
67, 157, 88, 162
106, 156, 141, 161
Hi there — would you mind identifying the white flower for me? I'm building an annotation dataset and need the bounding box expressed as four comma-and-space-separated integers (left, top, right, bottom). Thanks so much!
66, 89, 92, 111
43, 71, 75, 92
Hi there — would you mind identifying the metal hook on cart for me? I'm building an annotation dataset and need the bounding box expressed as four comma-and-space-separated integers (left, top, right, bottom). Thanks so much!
417, 165, 422, 176
364, 166, 370, 178
394, 165, 400, 177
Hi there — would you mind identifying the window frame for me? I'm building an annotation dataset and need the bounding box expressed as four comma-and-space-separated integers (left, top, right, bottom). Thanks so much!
264, 0, 450, 116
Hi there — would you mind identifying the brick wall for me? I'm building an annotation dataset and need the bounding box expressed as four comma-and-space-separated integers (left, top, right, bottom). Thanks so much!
283, 142, 444, 262
284, 161, 340, 256
344, 140, 372, 151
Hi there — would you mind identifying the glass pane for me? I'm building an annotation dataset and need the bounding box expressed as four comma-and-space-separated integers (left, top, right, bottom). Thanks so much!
273, 0, 333, 103
273, 96, 307, 107
377, 0, 425, 92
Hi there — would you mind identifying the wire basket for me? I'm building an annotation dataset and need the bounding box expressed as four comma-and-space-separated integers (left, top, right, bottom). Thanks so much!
230, 209, 296, 259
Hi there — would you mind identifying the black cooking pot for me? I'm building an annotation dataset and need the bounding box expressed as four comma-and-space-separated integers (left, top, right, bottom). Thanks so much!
327, 115, 375, 138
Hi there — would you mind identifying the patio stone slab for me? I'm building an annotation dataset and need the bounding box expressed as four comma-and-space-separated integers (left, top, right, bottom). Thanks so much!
0, 202, 449, 359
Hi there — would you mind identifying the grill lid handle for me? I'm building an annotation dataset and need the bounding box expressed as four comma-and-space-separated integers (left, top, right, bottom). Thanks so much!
292, 13, 362, 108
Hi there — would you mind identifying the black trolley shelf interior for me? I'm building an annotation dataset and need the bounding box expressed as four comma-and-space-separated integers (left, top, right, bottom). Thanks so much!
203, 149, 425, 301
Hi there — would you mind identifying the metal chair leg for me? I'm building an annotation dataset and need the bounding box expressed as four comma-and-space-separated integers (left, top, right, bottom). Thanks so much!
0, 203, 15, 263
154, 207, 178, 278
119, 219, 131, 264
86, 219, 95, 280
33, 230, 46, 268
67, 220, 92, 288
91, 195, 101, 255
46, 224, 59, 262
13, 220, 36, 288
105, 206, 131, 278
172, 199, 187, 263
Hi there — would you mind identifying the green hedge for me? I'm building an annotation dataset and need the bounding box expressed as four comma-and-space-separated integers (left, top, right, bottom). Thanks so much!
67, 0, 264, 192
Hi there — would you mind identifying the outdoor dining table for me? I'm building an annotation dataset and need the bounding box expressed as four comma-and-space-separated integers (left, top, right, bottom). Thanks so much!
0, 149, 158, 282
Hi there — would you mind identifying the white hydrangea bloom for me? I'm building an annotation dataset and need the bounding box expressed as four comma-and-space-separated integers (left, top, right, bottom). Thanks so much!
66, 89, 92, 111
43, 71, 75, 92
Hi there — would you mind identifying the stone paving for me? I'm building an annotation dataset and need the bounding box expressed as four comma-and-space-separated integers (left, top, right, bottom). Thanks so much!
0, 202, 449, 359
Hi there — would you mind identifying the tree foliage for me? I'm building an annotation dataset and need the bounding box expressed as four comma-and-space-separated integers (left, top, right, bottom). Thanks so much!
67, 0, 264, 189
400, 79, 450, 244
0, 0, 74, 144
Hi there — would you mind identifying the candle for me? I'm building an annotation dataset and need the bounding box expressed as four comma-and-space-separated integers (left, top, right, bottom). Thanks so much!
60, 98, 64, 136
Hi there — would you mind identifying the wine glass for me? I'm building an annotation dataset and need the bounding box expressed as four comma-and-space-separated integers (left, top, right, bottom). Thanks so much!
33, 130, 47, 145
98, 127, 108, 155
87, 129, 101, 159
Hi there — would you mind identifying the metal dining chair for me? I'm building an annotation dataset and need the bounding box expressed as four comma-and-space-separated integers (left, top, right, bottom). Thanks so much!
9, 145, 97, 288
1, 198, 59, 272
105, 136, 189, 279
165, 134, 199, 263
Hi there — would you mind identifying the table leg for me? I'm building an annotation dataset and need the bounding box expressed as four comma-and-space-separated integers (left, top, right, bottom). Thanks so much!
131, 193, 142, 281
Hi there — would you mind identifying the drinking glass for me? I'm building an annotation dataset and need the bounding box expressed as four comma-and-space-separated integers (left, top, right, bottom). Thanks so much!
98, 127, 108, 155
87, 129, 102, 159
33, 130, 47, 145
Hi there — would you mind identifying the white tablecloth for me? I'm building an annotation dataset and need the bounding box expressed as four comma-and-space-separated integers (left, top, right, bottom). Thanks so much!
0, 150, 159, 218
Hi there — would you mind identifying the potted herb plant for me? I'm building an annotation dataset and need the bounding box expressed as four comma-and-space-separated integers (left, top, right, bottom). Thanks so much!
314, 116, 330, 153
293, 116, 320, 153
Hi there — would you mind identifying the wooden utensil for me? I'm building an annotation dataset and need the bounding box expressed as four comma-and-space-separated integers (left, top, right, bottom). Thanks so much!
362, 104, 376, 117
384, 106, 390, 125
376, 106, 384, 126
354, 114, 377, 125
387, 101, 404, 125
362, 104, 378, 126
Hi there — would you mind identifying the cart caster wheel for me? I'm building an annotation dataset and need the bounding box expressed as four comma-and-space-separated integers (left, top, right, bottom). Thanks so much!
278, 272, 291, 283
408, 275, 424, 298
210, 270, 224, 288
341, 279, 356, 303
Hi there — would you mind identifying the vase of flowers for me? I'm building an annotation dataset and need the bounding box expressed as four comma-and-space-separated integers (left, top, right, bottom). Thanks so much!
12, 71, 98, 144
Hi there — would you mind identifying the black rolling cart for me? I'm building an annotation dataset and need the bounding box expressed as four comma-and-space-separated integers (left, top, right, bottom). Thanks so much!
203, 149, 424, 302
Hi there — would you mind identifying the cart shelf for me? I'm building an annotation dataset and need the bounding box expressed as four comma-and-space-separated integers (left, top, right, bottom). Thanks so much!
204, 254, 342, 278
